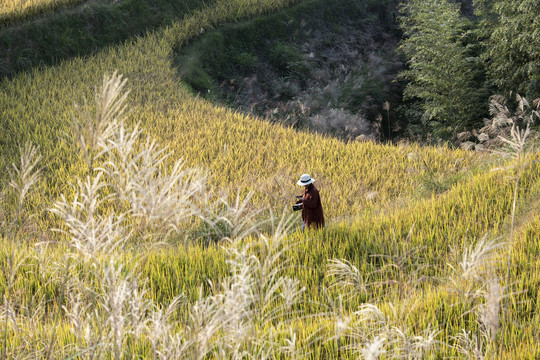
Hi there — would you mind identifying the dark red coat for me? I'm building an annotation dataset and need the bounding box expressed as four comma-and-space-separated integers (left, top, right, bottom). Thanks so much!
302, 184, 324, 229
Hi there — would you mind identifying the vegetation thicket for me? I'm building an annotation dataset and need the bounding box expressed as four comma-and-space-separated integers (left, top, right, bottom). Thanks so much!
398, 0, 540, 137
175, 0, 403, 140
0, 0, 540, 359
398, 0, 489, 137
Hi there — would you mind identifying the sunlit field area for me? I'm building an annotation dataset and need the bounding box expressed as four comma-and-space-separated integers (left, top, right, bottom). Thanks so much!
0, 0, 82, 23
1, 0, 539, 358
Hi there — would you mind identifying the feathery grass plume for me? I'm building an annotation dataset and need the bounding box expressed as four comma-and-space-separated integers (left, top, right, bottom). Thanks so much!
96, 120, 143, 198
190, 266, 255, 358
146, 294, 186, 359
185, 291, 224, 358
317, 294, 377, 355
331, 299, 440, 359
181, 212, 304, 358
345, 304, 388, 353
477, 276, 504, 340
206, 190, 263, 245
387, 325, 440, 360
246, 212, 301, 320
491, 95, 538, 247
326, 258, 368, 298
8, 141, 42, 210
63, 294, 90, 346
446, 237, 509, 357
116, 142, 204, 238
360, 335, 386, 360
100, 260, 131, 359
488, 95, 514, 129
97, 111, 206, 242
448, 235, 504, 284
447, 234, 505, 342
62, 258, 185, 360
452, 329, 487, 360
355, 304, 389, 331
280, 276, 304, 312
497, 123, 533, 161
5, 141, 42, 239
325, 243, 442, 357
128, 276, 184, 358
62, 72, 208, 245
380, 300, 440, 359
370, 226, 428, 298
282, 327, 298, 358
490, 95, 538, 351
448, 239, 524, 357
342, 308, 388, 357
223, 212, 300, 320
322, 293, 351, 358
50, 173, 129, 258
69, 71, 129, 172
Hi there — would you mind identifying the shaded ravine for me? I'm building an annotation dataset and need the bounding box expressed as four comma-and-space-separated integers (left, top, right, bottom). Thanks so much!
174, 0, 404, 141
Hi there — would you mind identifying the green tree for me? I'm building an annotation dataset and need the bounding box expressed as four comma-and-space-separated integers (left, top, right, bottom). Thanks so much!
399, 0, 489, 137
479, 0, 540, 99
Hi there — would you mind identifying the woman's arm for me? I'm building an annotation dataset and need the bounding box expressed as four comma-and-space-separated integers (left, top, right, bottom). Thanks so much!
302, 190, 319, 208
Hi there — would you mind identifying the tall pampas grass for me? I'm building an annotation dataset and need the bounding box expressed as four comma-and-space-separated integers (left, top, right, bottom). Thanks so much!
54, 71, 209, 254
324, 262, 441, 359
8, 142, 42, 210
206, 190, 263, 245
69, 71, 129, 173
491, 94, 539, 251
326, 258, 368, 299
452, 329, 488, 360
47, 72, 309, 359
50, 173, 129, 258
448, 235, 504, 289
3, 141, 42, 239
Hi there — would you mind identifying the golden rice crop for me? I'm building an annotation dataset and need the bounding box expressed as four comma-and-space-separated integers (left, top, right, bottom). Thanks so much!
1, 0, 540, 358
0, 0, 81, 20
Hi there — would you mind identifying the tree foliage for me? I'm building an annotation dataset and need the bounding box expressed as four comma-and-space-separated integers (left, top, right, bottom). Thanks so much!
399, 0, 540, 138
479, 0, 540, 99
398, 0, 488, 136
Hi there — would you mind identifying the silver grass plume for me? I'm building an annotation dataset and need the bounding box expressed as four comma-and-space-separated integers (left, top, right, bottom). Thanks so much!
4, 141, 42, 240
50, 173, 130, 258
449, 235, 504, 283
326, 258, 368, 298
183, 212, 302, 358
70, 71, 129, 171
97, 116, 206, 240
209, 190, 263, 244
8, 141, 42, 209
490, 94, 538, 347
477, 276, 503, 340
360, 335, 386, 360
452, 330, 487, 360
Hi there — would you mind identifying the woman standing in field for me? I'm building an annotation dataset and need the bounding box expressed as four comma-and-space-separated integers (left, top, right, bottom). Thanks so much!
296, 174, 325, 230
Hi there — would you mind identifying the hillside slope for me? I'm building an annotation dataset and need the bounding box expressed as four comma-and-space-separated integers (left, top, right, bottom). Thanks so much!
1, 0, 539, 358
0, 0, 478, 223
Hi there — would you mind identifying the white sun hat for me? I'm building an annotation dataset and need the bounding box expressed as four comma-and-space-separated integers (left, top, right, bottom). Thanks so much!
297, 174, 315, 186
